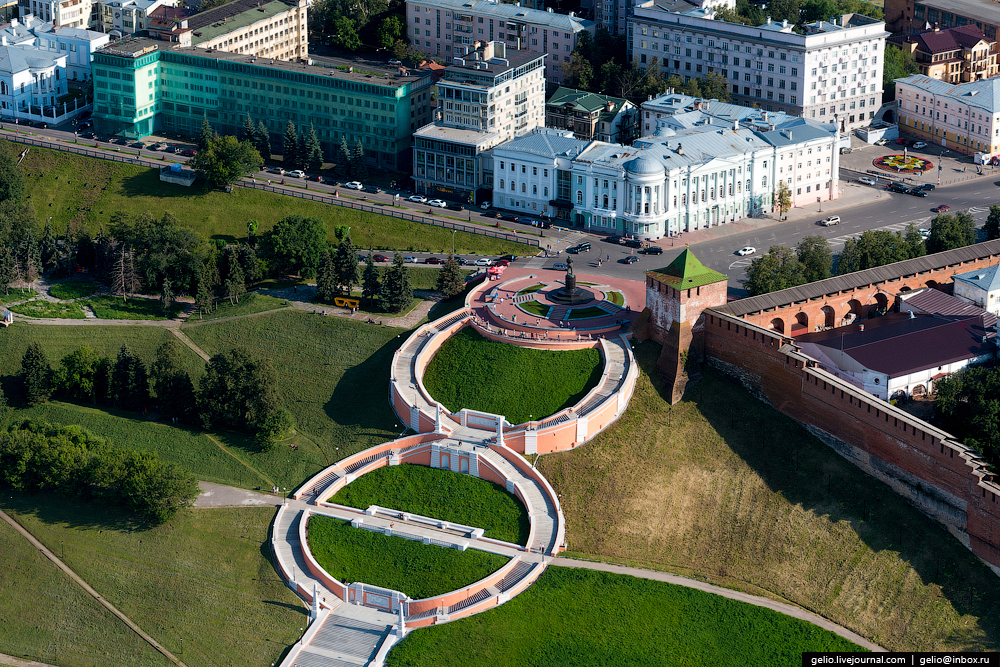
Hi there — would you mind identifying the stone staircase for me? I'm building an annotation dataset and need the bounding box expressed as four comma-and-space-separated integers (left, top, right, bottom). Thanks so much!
282, 606, 397, 667
577, 337, 629, 416
272, 507, 337, 603
478, 449, 560, 555
548, 305, 570, 321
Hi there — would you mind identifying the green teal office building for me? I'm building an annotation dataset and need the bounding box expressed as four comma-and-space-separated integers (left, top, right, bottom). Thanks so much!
92, 38, 434, 171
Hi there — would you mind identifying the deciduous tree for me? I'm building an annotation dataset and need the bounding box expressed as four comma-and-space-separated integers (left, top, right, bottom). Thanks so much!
927, 211, 977, 254
795, 236, 832, 283
264, 215, 327, 278
190, 135, 263, 189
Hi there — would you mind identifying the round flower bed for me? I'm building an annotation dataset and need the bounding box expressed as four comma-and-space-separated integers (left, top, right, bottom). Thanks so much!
873, 154, 934, 173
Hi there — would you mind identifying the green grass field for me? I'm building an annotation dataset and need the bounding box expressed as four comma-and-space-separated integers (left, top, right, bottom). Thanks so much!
87, 295, 184, 320
537, 341, 1000, 652
330, 464, 529, 544
516, 284, 545, 295
517, 301, 550, 318
19, 143, 531, 256
49, 280, 100, 300
423, 327, 602, 424
0, 514, 174, 667
198, 293, 288, 321
307, 516, 509, 600
403, 267, 473, 291
605, 291, 624, 307
0, 493, 306, 667
0, 289, 36, 304
184, 309, 406, 467
385, 566, 863, 667
8, 300, 86, 319
566, 306, 607, 320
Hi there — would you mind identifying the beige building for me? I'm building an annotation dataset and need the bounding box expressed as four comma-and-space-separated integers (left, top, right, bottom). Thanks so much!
895, 73, 1000, 158
890, 24, 998, 83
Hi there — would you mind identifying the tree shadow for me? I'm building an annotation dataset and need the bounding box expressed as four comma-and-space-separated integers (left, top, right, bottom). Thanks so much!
0, 488, 151, 533
325, 332, 407, 433
646, 347, 1000, 647
118, 169, 214, 201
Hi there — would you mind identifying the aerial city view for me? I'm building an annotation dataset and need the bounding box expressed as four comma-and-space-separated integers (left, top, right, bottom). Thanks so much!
1, 0, 1000, 663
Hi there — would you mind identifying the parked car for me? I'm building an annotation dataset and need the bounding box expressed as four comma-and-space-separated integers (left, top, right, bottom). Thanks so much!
427, 199, 447, 207
499, 255, 518, 262
624, 239, 642, 248
858, 176, 876, 185
403, 256, 417, 263
448, 203, 464, 211
114, 137, 130, 145
839, 147, 852, 155
373, 254, 389, 262
641, 246, 663, 255
498, 214, 519, 222
130, 141, 146, 149
308, 174, 324, 183
909, 187, 928, 197
287, 169, 306, 178
736, 246, 756, 256
605, 235, 622, 244
895, 137, 907, 145
408, 195, 427, 203
932, 204, 951, 213
388, 58, 403, 66
268, 166, 286, 175
552, 262, 569, 270
916, 183, 936, 191
875, 138, 889, 146
920, 228, 931, 239
345, 181, 364, 189
822, 216, 841, 226
492, 259, 510, 267
623, 255, 639, 264
180, 148, 198, 157
913, 141, 927, 149
79, 131, 95, 139
520, 217, 539, 227
480, 201, 492, 210
165, 144, 179, 153
474, 258, 492, 266
425, 257, 443, 264
76, 120, 92, 129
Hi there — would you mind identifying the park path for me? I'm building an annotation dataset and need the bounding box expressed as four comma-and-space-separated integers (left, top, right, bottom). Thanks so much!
0, 508, 188, 667
0, 653, 58, 667
549, 558, 884, 652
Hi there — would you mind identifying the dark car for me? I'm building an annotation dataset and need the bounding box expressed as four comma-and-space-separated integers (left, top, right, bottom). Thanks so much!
499, 254, 518, 262
500, 214, 519, 222
130, 141, 145, 149
165, 144, 179, 153
623, 255, 639, 264
308, 174, 324, 183
909, 188, 928, 197
605, 235, 622, 244
76, 120, 92, 129
624, 239, 643, 248
79, 131, 95, 139
34, 121, 48, 129
520, 218, 539, 227
372, 254, 389, 262
888, 182, 908, 193
425, 257, 443, 264
448, 203, 464, 211
641, 246, 664, 255
180, 148, 197, 157
916, 183, 935, 191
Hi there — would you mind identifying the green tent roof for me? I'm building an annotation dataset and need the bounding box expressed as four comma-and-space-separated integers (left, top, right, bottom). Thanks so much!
646, 247, 727, 289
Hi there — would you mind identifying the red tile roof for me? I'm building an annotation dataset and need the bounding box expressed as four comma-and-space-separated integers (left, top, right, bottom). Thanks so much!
902, 25, 991, 55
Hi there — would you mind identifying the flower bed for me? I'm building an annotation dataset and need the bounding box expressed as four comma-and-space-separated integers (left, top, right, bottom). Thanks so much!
873, 154, 933, 173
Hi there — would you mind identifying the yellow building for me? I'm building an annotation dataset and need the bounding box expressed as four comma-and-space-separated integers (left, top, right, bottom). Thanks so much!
890, 24, 997, 83
895, 73, 1000, 157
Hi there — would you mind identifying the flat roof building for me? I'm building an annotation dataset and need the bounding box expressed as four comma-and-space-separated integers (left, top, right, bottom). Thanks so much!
92, 38, 434, 171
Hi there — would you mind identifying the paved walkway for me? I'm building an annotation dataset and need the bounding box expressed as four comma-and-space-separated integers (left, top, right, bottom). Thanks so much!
550, 558, 884, 652
0, 653, 58, 667
193, 482, 281, 508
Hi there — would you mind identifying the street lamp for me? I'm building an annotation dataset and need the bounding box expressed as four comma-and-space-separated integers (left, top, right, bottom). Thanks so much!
451, 229, 457, 255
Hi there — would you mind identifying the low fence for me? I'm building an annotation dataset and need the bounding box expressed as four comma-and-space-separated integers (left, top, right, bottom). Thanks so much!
0, 131, 539, 248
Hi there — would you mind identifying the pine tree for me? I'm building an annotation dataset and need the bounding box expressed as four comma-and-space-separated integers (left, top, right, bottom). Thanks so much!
195, 276, 213, 318
224, 260, 246, 305
336, 137, 352, 177
283, 121, 299, 167
0, 245, 15, 295
436, 253, 465, 298
352, 140, 368, 179
361, 253, 380, 305
237, 244, 260, 286
305, 124, 323, 171
150, 340, 194, 422
160, 276, 174, 313
111, 344, 149, 412
379, 253, 412, 313
316, 249, 337, 303
40, 218, 57, 272
20, 341, 51, 406
295, 132, 308, 171
198, 112, 215, 151
240, 113, 256, 143
334, 235, 359, 296
18, 229, 40, 289
255, 120, 271, 160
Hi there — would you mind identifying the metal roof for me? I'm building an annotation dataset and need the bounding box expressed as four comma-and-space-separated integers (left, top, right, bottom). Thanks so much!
953, 263, 1000, 292
900, 287, 997, 326
894, 74, 1000, 113
712, 239, 1000, 317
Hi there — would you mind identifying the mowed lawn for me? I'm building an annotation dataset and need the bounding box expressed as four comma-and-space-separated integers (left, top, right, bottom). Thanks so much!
538, 340, 1000, 652
385, 566, 864, 667
422, 327, 603, 424
0, 516, 173, 667
19, 142, 531, 256
307, 516, 510, 600
0, 494, 306, 667
330, 464, 530, 544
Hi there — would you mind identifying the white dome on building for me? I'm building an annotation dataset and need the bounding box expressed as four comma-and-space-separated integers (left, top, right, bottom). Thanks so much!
624, 156, 664, 176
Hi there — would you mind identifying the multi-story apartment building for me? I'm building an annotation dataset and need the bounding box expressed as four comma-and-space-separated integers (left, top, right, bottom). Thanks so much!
594, 0, 733, 37
413, 41, 545, 200
888, 25, 997, 84
23, 0, 101, 29
98, 0, 179, 35
895, 73, 1000, 158
405, 0, 593, 84
91, 38, 434, 170
628, 5, 888, 132
491, 107, 840, 236
545, 86, 639, 143
0, 15, 109, 80
886, 0, 1000, 40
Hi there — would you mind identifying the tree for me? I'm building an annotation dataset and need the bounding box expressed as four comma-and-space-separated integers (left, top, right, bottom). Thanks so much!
195, 274, 214, 318
304, 124, 323, 172
773, 181, 792, 221
0, 245, 14, 295
801, 0, 838, 21
40, 217, 57, 272
904, 222, 927, 259
379, 253, 412, 312
150, 340, 194, 422
391, 40, 409, 63
352, 140, 368, 179
987, 205, 1000, 241
160, 277, 174, 313
197, 112, 215, 151
332, 15, 362, 50
256, 407, 295, 451
240, 113, 257, 143
190, 134, 263, 189
255, 120, 271, 160
17, 228, 40, 289
236, 243, 261, 286
224, 260, 246, 305
334, 235, 359, 296
743, 246, 804, 296
336, 137, 352, 177
934, 364, 1000, 467
361, 252, 380, 305
197, 348, 281, 433
883, 45, 918, 100
927, 211, 977, 254
282, 121, 299, 168
436, 253, 465, 298
316, 249, 337, 303
566, 53, 595, 91
54, 345, 102, 401
247, 220, 259, 246
21, 341, 52, 406
837, 229, 913, 275
111, 344, 149, 412
377, 15, 404, 50
263, 215, 328, 278
796, 236, 833, 283
838, 0, 883, 20
0, 141, 25, 206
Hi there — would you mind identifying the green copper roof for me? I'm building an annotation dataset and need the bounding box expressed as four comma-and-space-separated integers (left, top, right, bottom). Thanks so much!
646, 247, 727, 289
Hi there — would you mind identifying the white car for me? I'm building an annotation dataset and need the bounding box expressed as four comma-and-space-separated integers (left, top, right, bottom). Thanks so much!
913, 141, 927, 149
822, 216, 841, 226
288, 170, 306, 179
736, 246, 756, 256
920, 228, 930, 239
404, 256, 417, 263
388, 58, 403, 66
480, 201, 491, 210
474, 258, 491, 266
345, 181, 364, 190
427, 199, 447, 208
858, 176, 876, 186
408, 195, 427, 203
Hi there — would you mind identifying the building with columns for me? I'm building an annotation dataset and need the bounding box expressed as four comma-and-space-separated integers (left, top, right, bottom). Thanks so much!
490, 105, 839, 238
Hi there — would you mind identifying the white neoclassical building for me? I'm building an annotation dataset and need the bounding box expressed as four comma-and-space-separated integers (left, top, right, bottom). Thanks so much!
491, 104, 839, 239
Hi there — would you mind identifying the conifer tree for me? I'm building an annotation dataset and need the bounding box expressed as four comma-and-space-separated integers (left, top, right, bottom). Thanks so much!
111, 344, 149, 412
361, 252, 380, 305
316, 249, 337, 303
240, 113, 256, 142
336, 137, 352, 177
224, 260, 245, 305
379, 253, 412, 313
283, 121, 299, 167
436, 253, 465, 298
0, 245, 15, 295
255, 120, 271, 159
352, 139, 368, 179
334, 235, 359, 296
160, 276, 174, 313
305, 124, 323, 171
20, 341, 51, 406
197, 112, 215, 151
